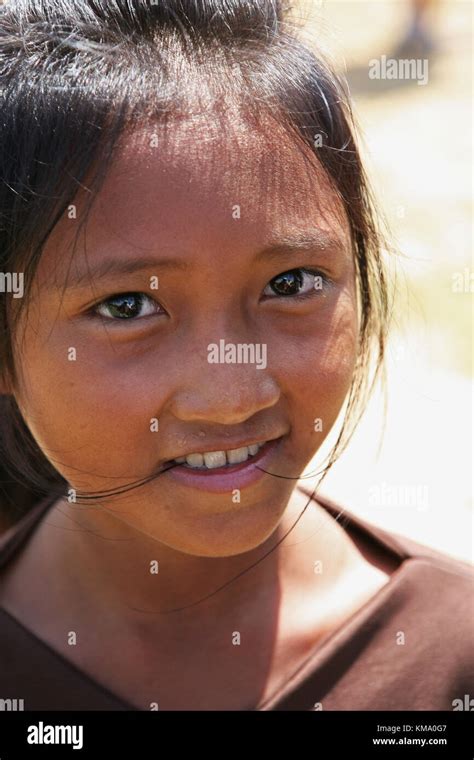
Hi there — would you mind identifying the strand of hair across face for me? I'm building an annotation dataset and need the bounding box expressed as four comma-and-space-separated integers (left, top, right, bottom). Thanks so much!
53, 463, 324, 614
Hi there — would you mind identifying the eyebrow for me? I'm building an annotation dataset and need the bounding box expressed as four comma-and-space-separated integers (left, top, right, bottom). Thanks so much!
256, 231, 344, 260
61, 231, 344, 290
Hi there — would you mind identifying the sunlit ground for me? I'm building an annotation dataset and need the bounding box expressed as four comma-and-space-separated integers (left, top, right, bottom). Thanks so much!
298, 0, 472, 561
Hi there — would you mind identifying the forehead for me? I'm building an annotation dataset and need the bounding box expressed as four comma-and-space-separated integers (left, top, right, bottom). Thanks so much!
43, 110, 351, 274
108, 112, 347, 231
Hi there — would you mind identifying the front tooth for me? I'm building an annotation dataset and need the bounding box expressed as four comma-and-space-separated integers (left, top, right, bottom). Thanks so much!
248, 444, 259, 456
227, 446, 250, 464
185, 453, 205, 467
203, 451, 227, 469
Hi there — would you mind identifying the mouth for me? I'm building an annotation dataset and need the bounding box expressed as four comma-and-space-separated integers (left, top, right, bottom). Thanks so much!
165, 439, 272, 471
162, 436, 285, 493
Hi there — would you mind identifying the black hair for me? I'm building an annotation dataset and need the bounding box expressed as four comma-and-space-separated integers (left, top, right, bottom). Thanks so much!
0, 0, 390, 521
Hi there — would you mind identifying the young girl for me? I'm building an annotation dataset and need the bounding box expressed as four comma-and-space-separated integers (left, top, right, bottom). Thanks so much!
0, 0, 472, 712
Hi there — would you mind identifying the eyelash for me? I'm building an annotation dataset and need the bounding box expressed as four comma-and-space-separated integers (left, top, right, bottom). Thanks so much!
88, 267, 330, 323
262, 268, 329, 301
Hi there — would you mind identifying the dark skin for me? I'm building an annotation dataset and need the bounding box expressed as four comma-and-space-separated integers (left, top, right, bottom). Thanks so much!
0, 115, 398, 709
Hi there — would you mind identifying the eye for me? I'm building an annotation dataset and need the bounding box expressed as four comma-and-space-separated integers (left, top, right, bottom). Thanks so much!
262, 268, 327, 299
92, 292, 163, 321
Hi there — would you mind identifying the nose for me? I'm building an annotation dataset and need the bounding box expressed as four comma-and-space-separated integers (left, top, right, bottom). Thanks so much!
168, 339, 280, 425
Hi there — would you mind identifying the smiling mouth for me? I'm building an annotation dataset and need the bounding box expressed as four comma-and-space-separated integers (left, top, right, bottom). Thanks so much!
165, 439, 279, 471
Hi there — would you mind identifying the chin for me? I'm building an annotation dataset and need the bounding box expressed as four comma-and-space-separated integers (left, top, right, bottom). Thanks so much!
149, 498, 283, 558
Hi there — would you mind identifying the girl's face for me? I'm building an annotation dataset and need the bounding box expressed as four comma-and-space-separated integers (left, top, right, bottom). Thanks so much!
11, 116, 358, 557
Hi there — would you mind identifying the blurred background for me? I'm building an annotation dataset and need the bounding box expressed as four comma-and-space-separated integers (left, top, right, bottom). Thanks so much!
298, 0, 472, 561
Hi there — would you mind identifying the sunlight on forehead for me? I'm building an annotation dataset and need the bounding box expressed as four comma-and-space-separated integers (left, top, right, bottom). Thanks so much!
35, 108, 351, 295
111, 109, 350, 231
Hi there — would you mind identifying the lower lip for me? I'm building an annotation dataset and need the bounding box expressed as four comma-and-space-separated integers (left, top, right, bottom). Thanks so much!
162, 438, 284, 493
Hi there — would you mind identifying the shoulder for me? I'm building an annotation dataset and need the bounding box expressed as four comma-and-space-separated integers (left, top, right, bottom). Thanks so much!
0, 495, 55, 569
309, 488, 474, 578
0, 495, 57, 592
297, 489, 474, 710
309, 492, 474, 650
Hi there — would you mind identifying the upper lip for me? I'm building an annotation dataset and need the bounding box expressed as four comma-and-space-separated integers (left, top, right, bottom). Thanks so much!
163, 434, 284, 463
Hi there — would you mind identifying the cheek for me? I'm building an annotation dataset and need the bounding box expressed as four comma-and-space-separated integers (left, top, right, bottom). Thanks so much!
276, 292, 357, 384
272, 295, 358, 435
14, 340, 160, 484
282, 338, 356, 424
13, 280, 358, 485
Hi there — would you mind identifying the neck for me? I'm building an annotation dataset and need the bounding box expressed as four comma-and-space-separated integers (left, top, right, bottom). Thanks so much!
45, 486, 355, 627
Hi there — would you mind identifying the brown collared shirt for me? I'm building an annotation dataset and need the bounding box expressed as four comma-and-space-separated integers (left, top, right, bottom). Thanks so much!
0, 492, 472, 711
